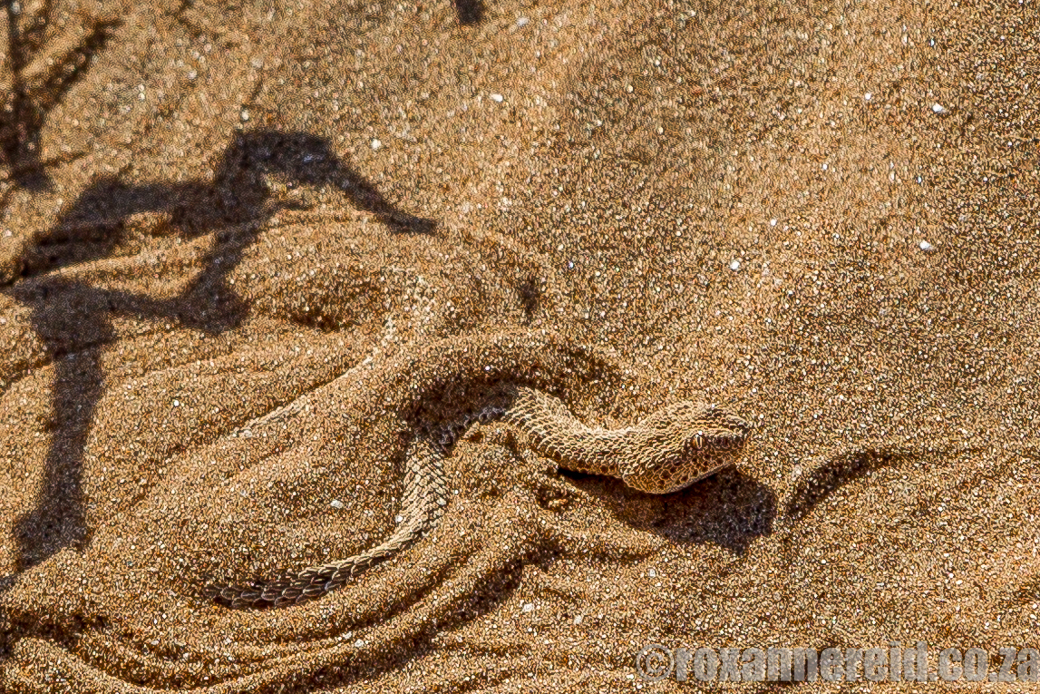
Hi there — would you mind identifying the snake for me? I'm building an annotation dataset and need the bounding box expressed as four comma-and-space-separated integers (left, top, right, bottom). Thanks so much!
205, 331, 750, 609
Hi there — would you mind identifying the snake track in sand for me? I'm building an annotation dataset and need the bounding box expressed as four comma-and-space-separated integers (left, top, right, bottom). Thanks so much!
206, 331, 750, 609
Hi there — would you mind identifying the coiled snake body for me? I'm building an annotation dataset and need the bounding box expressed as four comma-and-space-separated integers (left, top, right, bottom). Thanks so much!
207, 335, 749, 609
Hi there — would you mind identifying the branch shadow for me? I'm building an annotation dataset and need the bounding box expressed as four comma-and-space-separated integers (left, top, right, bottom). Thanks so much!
1, 1, 119, 190
2, 128, 436, 576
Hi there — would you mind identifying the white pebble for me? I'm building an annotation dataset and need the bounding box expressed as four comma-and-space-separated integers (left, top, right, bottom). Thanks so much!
729, 259, 741, 271
573, 614, 584, 625
516, 17, 529, 27
931, 103, 946, 114
864, 92, 872, 101
770, 218, 777, 226
919, 240, 935, 253
371, 138, 382, 150
648, 568, 657, 577
522, 602, 535, 613
239, 109, 249, 122
490, 93, 504, 103
331, 499, 344, 509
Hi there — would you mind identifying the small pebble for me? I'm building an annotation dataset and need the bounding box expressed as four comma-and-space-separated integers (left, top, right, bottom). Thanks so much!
931, 103, 946, 114
331, 499, 344, 509
729, 259, 741, 271
239, 109, 250, 122
919, 240, 935, 253
371, 138, 382, 150
864, 92, 872, 101
516, 17, 529, 27
522, 603, 535, 613
490, 93, 504, 103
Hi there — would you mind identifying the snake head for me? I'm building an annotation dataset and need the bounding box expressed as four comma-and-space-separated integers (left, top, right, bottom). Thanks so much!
621, 402, 751, 494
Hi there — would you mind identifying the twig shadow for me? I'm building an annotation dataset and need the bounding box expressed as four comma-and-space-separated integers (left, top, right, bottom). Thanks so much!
3, 128, 436, 577
1, 1, 119, 190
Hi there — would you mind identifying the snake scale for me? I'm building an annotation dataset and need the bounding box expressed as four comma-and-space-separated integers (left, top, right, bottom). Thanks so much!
205, 331, 750, 609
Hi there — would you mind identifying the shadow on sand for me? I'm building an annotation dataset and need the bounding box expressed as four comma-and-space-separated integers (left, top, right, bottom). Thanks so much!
2, 128, 435, 577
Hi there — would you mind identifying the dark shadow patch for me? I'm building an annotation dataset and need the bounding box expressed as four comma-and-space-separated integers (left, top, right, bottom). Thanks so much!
516, 275, 540, 322
565, 466, 775, 556
452, 0, 485, 25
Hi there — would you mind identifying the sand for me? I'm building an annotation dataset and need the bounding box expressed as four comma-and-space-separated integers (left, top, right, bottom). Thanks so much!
1, 0, 1038, 691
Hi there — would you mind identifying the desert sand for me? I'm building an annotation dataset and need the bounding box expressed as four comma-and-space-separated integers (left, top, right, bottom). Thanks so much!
1, 0, 1038, 691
